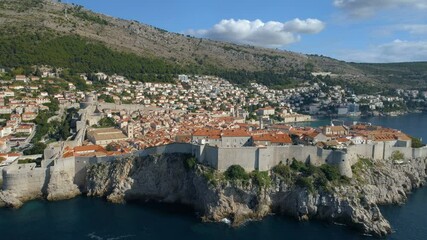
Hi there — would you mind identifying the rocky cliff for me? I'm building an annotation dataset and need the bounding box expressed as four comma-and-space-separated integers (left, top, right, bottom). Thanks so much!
0, 166, 81, 208
0, 153, 425, 236
46, 169, 81, 201
84, 154, 427, 237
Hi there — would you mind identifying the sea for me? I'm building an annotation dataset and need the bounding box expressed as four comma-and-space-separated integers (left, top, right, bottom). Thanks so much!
1, 113, 427, 240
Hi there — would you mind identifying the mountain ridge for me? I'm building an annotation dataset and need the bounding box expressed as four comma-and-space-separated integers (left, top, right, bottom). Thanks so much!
1, 0, 426, 90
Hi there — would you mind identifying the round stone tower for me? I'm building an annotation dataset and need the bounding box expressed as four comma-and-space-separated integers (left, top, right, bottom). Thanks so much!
80, 93, 96, 110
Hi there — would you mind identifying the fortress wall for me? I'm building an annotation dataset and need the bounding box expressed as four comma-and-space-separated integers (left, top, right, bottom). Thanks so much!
274, 145, 328, 166
315, 148, 334, 166
194, 144, 203, 162
98, 103, 162, 113
216, 147, 258, 172
2, 163, 47, 198
54, 157, 76, 171
296, 146, 324, 165
258, 147, 276, 171
390, 147, 414, 159
211, 145, 350, 173
74, 157, 91, 188
137, 143, 193, 157
3, 142, 420, 196
372, 142, 385, 160
382, 141, 399, 160
325, 151, 353, 178
413, 147, 427, 158
50, 157, 77, 186
325, 150, 346, 165
200, 146, 219, 169
395, 140, 410, 148
347, 144, 374, 162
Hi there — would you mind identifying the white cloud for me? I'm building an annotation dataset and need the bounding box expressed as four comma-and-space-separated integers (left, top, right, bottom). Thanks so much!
282, 18, 325, 34
186, 18, 325, 48
338, 40, 427, 63
396, 24, 427, 35
333, 0, 427, 18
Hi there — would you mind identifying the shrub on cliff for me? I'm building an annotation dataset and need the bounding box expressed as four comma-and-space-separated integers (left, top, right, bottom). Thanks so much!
290, 159, 308, 173
202, 168, 218, 186
184, 157, 197, 170
272, 163, 292, 179
225, 165, 249, 181
295, 176, 314, 193
250, 171, 271, 188
319, 164, 341, 182
390, 151, 404, 161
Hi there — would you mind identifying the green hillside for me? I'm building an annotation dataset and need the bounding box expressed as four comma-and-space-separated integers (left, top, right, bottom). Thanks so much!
0, 30, 313, 88
351, 62, 427, 89
0, 0, 426, 91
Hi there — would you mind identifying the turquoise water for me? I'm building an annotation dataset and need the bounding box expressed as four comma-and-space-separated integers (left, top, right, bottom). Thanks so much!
1, 113, 427, 240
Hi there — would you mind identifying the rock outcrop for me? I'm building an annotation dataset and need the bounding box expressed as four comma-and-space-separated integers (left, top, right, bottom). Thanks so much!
46, 169, 81, 201
85, 154, 427, 237
0, 164, 82, 207
0, 190, 24, 208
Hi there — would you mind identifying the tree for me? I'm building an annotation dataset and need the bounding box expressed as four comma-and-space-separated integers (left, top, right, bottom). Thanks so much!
34, 67, 41, 77
411, 137, 425, 148
98, 94, 114, 103
225, 165, 249, 180
97, 117, 116, 128
24, 142, 47, 155
105, 142, 119, 152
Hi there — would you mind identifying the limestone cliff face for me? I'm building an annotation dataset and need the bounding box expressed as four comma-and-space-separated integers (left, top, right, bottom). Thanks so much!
46, 169, 81, 201
85, 154, 427, 237
86, 155, 219, 214
0, 165, 82, 207
0, 190, 25, 208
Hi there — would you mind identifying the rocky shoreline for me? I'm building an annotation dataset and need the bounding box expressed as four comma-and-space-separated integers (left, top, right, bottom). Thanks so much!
1, 154, 426, 237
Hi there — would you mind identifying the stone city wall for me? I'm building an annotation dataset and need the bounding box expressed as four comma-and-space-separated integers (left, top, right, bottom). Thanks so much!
201, 145, 352, 177
346, 142, 427, 163
4, 142, 427, 194
2, 163, 48, 198
97, 103, 163, 113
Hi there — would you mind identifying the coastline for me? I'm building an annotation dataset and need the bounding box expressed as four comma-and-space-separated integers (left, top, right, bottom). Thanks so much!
1, 153, 426, 237
312, 109, 426, 119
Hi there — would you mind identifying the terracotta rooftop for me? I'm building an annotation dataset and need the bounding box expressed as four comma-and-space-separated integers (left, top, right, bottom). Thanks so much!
222, 129, 251, 137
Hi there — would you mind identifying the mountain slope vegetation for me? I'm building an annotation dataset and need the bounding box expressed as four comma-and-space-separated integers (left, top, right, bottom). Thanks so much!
0, 0, 426, 90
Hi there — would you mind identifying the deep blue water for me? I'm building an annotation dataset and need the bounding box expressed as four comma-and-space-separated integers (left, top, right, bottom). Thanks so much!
1, 113, 427, 240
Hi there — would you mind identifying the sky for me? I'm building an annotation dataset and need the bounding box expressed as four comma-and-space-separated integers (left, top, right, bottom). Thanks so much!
65, 0, 427, 63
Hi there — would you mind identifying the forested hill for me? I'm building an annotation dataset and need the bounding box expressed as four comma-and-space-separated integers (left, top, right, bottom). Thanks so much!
0, 0, 426, 90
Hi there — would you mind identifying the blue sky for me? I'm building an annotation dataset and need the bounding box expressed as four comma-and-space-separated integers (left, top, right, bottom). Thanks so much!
66, 0, 427, 63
